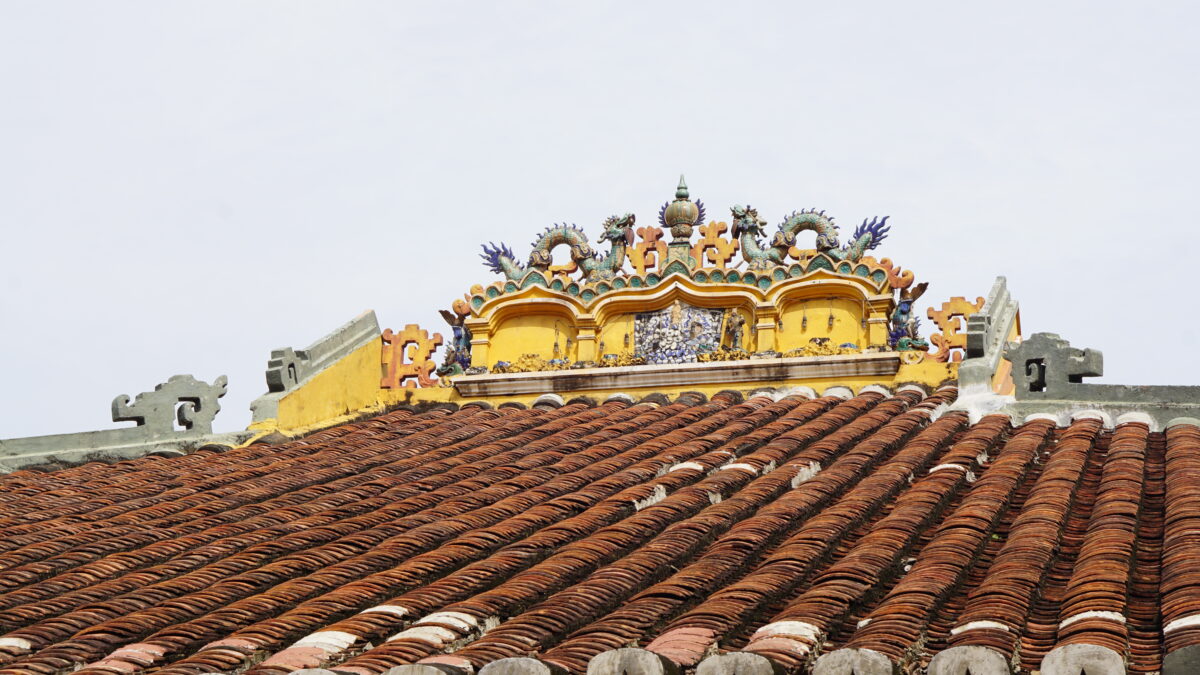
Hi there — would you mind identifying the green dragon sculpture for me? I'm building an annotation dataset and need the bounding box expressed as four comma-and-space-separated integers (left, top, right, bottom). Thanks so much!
730, 205, 890, 271
481, 213, 636, 282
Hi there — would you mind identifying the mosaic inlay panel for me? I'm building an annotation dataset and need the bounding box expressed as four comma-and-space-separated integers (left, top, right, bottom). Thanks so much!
634, 300, 724, 365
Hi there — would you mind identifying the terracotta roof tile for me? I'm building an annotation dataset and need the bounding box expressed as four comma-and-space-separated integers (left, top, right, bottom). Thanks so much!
0, 390, 1190, 674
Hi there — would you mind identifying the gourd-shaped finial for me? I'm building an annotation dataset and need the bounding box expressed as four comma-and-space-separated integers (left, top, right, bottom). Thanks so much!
659, 174, 704, 243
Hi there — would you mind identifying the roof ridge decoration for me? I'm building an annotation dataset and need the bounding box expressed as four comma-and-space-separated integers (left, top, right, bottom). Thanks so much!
1, 374, 255, 471
251, 310, 382, 422
111, 374, 228, 435
433, 176, 971, 396
241, 179, 992, 435
1000, 332, 1200, 430
951, 278, 1200, 430
471, 178, 913, 312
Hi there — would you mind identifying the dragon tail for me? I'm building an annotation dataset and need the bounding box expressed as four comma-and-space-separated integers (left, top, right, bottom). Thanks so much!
851, 216, 890, 251
480, 241, 525, 280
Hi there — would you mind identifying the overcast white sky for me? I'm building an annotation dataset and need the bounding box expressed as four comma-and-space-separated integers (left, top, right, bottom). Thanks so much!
2, 2, 1198, 438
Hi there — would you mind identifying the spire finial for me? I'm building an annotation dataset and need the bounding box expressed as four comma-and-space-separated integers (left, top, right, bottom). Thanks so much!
676, 174, 689, 199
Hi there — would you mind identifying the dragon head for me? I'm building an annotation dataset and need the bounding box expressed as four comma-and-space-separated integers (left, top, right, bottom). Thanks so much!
600, 213, 636, 246
729, 204, 767, 239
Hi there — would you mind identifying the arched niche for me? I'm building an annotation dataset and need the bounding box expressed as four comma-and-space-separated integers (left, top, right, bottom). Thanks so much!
769, 277, 883, 352
482, 295, 583, 365
591, 279, 762, 356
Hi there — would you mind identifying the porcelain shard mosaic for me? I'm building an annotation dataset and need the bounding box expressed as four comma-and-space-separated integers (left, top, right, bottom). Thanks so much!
633, 301, 724, 365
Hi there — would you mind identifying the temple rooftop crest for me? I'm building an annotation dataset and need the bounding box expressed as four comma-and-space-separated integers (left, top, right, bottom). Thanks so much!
444, 177, 941, 388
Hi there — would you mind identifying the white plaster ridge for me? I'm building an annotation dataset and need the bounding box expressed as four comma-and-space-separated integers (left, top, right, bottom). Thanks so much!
897, 383, 929, 399
1115, 411, 1156, 430
1164, 613, 1200, 634
719, 463, 758, 475
774, 386, 818, 400
633, 485, 668, 511
1070, 409, 1114, 427
950, 620, 1010, 636
418, 611, 480, 632
293, 631, 358, 652
752, 620, 822, 642
1058, 611, 1125, 630
0, 637, 32, 651
823, 386, 854, 400
1167, 417, 1200, 431
532, 393, 565, 408
361, 604, 410, 617
948, 391, 1016, 425
387, 624, 458, 645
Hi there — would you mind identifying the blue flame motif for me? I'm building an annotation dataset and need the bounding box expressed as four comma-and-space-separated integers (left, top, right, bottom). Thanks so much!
851, 216, 890, 251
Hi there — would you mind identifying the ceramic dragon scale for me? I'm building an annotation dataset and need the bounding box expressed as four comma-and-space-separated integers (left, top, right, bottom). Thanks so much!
730, 205, 890, 270
480, 213, 636, 282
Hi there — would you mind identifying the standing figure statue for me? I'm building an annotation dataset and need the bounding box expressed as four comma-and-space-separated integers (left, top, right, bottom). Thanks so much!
889, 282, 930, 351
437, 308, 473, 377
723, 310, 746, 351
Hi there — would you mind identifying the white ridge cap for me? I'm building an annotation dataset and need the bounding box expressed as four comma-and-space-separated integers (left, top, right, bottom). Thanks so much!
1167, 417, 1200, 431
1070, 409, 1112, 427
928, 463, 976, 481
751, 621, 822, 642
719, 463, 758, 475
1116, 411, 1157, 430
418, 611, 480, 632
1059, 611, 1125, 630
533, 393, 565, 408
823, 386, 853, 400
361, 604, 409, 617
950, 620, 1010, 635
929, 463, 968, 474
1164, 613, 1200, 634
387, 624, 458, 645
774, 386, 817, 400
293, 631, 357, 652
669, 461, 705, 473
1024, 413, 1062, 426
859, 385, 892, 397
0, 638, 32, 650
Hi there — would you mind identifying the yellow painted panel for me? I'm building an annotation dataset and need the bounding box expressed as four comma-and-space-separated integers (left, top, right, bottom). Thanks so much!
597, 314, 635, 359
896, 358, 958, 390
778, 297, 866, 352
489, 314, 578, 365
273, 339, 382, 434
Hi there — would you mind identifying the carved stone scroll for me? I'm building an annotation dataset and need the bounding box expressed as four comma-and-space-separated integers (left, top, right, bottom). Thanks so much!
1004, 333, 1104, 399
381, 324, 443, 389
111, 374, 229, 435
266, 347, 309, 392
